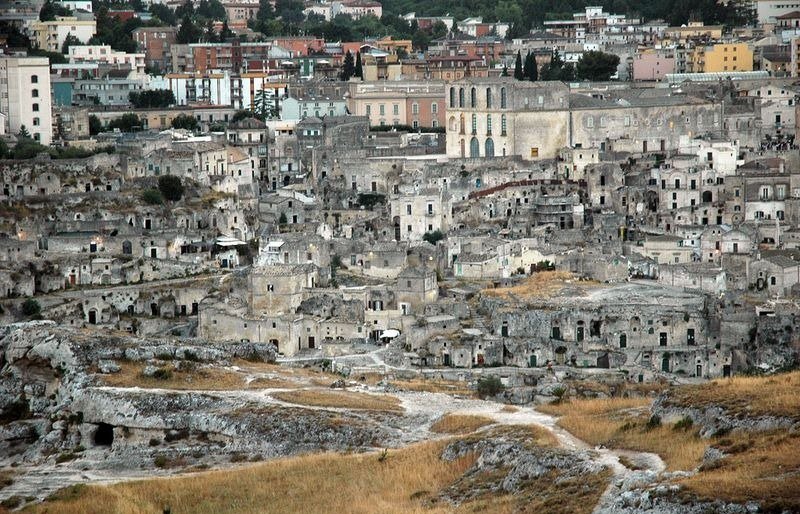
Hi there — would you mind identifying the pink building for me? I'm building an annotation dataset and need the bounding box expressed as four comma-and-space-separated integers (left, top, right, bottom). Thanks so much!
632, 52, 675, 81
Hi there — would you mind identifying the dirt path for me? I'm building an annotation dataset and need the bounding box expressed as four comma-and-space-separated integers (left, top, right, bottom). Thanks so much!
2, 382, 666, 511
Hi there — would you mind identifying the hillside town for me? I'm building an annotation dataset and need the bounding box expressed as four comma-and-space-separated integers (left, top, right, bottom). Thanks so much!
0, 0, 798, 511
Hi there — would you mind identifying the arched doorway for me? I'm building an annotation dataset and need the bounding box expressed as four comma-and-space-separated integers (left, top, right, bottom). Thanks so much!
122, 240, 132, 255
469, 137, 480, 158
702, 191, 712, 203
485, 138, 495, 158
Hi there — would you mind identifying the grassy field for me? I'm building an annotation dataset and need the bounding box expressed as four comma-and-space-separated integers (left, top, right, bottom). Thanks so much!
26, 441, 474, 514
538, 397, 707, 471
663, 371, 800, 419
25, 425, 602, 514
272, 389, 404, 412
100, 362, 345, 391
540, 372, 800, 511
481, 271, 593, 301
430, 414, 494, 434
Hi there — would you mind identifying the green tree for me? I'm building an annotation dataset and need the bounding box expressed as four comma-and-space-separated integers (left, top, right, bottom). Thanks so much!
354, 51, 363, 79
141, 188, 164, 205
476, 376, 505, 397
157, 175, 184, 201
256, 0, 274, 21
88, 115, 103, 135
541, 50, 564, 80
523, 51, 538, 81
340, 50, 355, 80
197, 0, 226, 20
177, 14, 201, 44
219, 20, 234, 40
576, 50, 620, 81
501, 65, 508, 76
513, 50, 523, 80
61, 33, 81, 54
412, 29, 430, 51
422, 230, 444, 245
559, 62, 576, 81
17, 125, 30, 139
431, 20, 448, 39
107, 113, 142, 132
129, 90, 175, 108
171, 114, 199, 131
149, 4, 176, 25
253, 89, 275, 119
231, 109, 252, 123
21, 298, 41, 317
40, 0, 70, 21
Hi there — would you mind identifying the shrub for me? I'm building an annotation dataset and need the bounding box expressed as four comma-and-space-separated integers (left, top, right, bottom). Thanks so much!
149, 438, 161, 447
157, 175, 184, 201
476, 376, 505, 398
152, 367, 173, 380
21, 298, 41, 317
673, 416, 694, 431
153, 455, 168, 468
141, 189, 164, 205
422, 230, 444, 245
645, 414, 661, 431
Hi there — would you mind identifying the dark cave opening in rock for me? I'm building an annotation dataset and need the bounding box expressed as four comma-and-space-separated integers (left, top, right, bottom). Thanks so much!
94, 423, 114, 446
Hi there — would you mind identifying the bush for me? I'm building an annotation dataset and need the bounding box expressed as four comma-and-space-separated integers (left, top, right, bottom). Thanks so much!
422, 230, 444, 245
21, 298, 41, 317
141, 189, 164, 205
645, 414, 661, 431
171, 114, 199, 131
153, 455, 168, 468
157, 175, 184, 202
476, 376, 505, 398
673, 416, 694, 431
152, 367, 173, 380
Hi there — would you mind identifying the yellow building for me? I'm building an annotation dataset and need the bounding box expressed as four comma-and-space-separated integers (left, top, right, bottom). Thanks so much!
663, 22, 723, 44
688, 43, 753, 73
30, 16, 96, 53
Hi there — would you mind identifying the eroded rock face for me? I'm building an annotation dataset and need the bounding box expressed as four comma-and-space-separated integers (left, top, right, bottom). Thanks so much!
0, 322, 390, 476
440, 431, 607, 505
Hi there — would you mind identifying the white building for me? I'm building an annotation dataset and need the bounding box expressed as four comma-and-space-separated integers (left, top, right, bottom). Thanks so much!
0, 56, 52, 145
56, 0, 93, 12
68, 45, 146, 76
158, 72, 233, 106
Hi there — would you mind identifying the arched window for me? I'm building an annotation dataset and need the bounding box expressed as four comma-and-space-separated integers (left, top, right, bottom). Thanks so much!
449, 87, 456, 108
471, 114, 477, 134
500, 87, 507, 108
470, 137, 480, 158
485, 138, 495, 158
459, 114, 465, 134
486, 88, 493, 108
486, 115, 492, 135
458, 88, 465, 108
470, 87, 477, 108
501, 114, 507, 136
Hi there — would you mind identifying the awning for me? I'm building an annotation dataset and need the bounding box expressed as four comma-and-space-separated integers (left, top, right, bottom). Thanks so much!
379, 329, 400, 339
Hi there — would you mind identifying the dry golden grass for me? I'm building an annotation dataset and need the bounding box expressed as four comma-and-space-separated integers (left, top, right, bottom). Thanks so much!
666, 371, 800, 419
430, 414, 494, 434
481, 271, 597, 301
500, 405, 519, 413
539, 398, 706, 471
392, 378, 475, 397
680, 430, 800, 512
272, 389, 404, 412
27, 441, 475, 514
101, 362, 248, 391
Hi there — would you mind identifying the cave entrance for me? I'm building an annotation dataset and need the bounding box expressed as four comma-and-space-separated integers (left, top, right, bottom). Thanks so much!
94, 423, 114, 446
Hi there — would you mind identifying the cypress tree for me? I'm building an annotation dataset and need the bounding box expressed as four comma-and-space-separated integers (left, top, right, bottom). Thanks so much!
513, 50, 523, 80
354, 51, 363, 79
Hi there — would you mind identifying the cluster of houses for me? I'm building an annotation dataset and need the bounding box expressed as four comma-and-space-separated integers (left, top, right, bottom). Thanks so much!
0, 1, 798, 383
